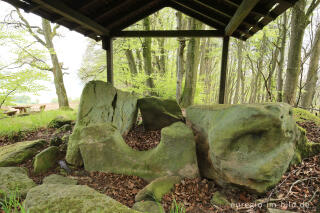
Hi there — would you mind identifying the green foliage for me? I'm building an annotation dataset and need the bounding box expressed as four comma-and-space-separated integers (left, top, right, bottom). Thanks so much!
170, 199, 186, 213
0, 110, 76, 137
0, 24, 50, 107
0, 188, 29, 213
293, 108, 320, 125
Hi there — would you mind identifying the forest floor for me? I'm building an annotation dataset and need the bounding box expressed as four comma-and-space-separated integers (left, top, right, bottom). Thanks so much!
0, 116, 319, 212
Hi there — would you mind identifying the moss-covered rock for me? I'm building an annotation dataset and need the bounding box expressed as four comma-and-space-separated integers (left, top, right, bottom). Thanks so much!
0, 140, 46, 167
293, 108, 320, 125
33, 146, 60, 174
71, 122, 198, 181
48, 116, 72, 128
76, 80, 138, 136
186, 103, 303, 194
135, 176, 181, 202
56, 124, 73, 133
291, 127, 320, 165
43, 174, 77, 185
210, 191, 230, 206
137, 97, 184, 130
133, 201, 165, 213
23, 184, 139, 213
0, 167, 36, 199
50, 136, 62, 146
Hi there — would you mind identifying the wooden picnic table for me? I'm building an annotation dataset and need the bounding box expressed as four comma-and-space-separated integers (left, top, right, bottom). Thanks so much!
12, 106, 31, 114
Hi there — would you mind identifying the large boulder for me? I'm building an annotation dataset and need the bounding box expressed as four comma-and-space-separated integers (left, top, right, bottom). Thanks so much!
75, 122, 198, 181
186, 103, 304, 194
0, 167, 36, 199
0, 140, 46, 167
23, 184, 139, 213
66, 81, 138, 166
76, 80, 138, 136
137, 97, 184, 130
33, 146, 60, 174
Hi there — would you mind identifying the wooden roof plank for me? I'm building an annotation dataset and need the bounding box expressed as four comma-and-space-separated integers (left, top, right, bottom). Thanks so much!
225, 0, 260, 36
30, 0, 110, 35
108, 0, 167, 32
168, 1, 249, 40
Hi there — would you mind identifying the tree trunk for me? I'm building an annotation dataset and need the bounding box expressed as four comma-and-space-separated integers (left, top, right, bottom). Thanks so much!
233, 40, 243, 104
283, 0, 307, 105
180, 18, 202, 107
136, 50, 143, 73
158, 38, 166, 75
277, 12, 288, 102
301, 24, 320, 107
142, 17, 155, 91
125, 49, 138, 75
176, 12, 186, 101
42, 19, 69, 109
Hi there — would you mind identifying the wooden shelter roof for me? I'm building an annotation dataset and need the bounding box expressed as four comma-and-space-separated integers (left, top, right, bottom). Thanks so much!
2, 0, 298, 41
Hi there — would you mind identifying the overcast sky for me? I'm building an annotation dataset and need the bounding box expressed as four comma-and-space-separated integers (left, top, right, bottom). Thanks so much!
0, 1, 89, 103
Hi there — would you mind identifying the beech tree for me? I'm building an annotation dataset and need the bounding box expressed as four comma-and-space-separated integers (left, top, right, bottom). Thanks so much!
6, 9, 70, 109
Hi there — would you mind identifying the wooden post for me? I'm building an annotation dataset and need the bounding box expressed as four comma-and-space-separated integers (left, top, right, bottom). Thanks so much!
102, 37, 114, 84
219, 36, 230, 104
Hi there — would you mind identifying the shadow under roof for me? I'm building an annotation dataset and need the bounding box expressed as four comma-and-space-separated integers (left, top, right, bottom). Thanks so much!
2, 0, 298, 41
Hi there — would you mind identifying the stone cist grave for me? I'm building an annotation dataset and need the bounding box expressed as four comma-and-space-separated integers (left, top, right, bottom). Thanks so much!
186, 103, 311, 193
66, 80, 313, 196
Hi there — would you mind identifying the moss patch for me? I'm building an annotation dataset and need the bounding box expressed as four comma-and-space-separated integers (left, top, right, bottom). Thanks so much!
293, 108, 320, 125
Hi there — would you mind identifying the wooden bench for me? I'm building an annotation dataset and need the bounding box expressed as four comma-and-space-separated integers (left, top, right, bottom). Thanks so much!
4, 111, 17, 116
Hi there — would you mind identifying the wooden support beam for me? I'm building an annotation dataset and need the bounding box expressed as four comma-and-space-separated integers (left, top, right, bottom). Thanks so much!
102, 37, 114, 85
225, 0, 260, 36
31, 0, 109, 36
219, 36, 229, 104
111, 30, 224, 37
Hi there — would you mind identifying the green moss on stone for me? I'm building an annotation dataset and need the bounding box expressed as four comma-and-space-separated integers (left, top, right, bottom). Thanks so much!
133, 201, 165, 213
43, 174, 77, 185
137, 97, 183, 130
186, 103, 302, 194
211, 192, 230, 206
23, 184, 139, 213
0, 140, 46, 167
0, 167, 36, 199
70, 122, 198, 181
33, 146, 60, 174
135, 176, 181, 202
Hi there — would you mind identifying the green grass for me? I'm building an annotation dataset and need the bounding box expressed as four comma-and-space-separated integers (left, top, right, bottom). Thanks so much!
293, 108, 320, 126
0, 189, 29, 213
0, 110, 77, 137
170, 199, 186, 213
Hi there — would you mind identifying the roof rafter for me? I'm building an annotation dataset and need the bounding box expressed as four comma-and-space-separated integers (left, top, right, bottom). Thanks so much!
30, 0, 110, 35
108, 0, 167, 32
225, 0, 260, 36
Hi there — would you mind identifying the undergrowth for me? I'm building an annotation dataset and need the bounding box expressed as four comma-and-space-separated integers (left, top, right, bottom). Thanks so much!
0, 110, 76, 138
